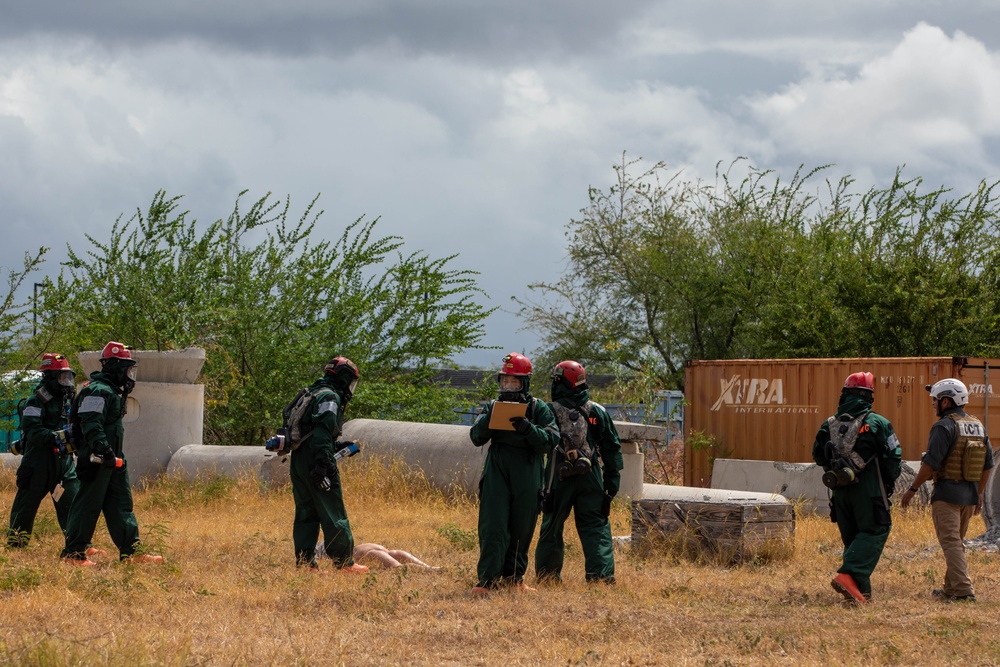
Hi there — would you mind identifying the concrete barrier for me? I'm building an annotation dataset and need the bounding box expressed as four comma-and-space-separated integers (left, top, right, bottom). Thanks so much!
0, 453, 18, 472
165, 444, 293, 486
710, 459, 924, 514
157, 417, 661, 498
641, 483, 788, 504
342, 419, 488, 494
615, 422, 666, 501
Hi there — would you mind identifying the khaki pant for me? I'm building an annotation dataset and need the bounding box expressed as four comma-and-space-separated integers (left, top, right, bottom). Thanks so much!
931, 501, 975, 597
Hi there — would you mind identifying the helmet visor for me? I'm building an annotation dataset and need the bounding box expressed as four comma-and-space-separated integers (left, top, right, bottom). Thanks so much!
58, 370, 75, 388
499, 375, 523, 393
348, 379, 358, 394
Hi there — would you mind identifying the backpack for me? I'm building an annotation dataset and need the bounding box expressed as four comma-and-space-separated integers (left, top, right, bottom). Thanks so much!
551, 401, 598, 478
825, 410, 872, 473
281, 387, 334, 450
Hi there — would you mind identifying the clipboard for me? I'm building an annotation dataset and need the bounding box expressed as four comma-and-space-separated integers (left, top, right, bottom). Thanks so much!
488, 401, 528, 430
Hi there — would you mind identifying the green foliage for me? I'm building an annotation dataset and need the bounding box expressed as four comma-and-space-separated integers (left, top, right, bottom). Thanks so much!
350, 374, 471, 424
435, 522, 477, 552
0, 249, 48, 431
35, 190, 493, 444
685, 429, 731, 463
0, 558, 42, 592
520, 153, 1000, 389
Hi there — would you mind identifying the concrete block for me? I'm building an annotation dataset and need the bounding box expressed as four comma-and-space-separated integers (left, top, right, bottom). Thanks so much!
79, 347, 206, 384
615, 422, 667, 442
710, 459, 924, 514
123, 382, 204, 484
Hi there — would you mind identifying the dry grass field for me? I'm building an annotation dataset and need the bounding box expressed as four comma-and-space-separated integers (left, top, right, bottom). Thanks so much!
0, 456, 997, 667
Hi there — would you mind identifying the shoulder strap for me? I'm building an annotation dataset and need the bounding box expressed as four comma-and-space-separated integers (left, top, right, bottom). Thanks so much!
282, 387, 310, 427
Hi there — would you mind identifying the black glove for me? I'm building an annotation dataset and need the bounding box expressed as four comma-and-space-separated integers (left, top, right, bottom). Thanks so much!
601, 493, 613, 518
310, 461, 332, 492
98, 446, 118, 469
510, 416, 532, 434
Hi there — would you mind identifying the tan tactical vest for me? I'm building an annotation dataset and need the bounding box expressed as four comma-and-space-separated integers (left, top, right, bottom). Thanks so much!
938, 412, 988, 483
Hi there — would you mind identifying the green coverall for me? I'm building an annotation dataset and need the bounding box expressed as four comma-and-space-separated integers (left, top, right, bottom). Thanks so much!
535, 384, 623, 583
470, 396, 559, 588
290, 375, 357, 568
7, 380, 79, 547
61, 372, 142, 560
812, 390, 902, 597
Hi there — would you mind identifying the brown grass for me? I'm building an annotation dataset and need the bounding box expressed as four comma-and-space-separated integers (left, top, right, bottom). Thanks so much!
0, 457, 998, 666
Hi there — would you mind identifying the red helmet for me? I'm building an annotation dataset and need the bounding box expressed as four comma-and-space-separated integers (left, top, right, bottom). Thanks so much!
325, 356, 359, 379
500, 352, 532, 376
39, 353, 72, 373
844, 372, 875, 392
551, 360, 587, 389
101, 341, 133, 361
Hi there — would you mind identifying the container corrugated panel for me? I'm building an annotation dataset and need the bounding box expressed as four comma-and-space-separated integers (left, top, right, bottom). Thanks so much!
684, 357, 1000, 487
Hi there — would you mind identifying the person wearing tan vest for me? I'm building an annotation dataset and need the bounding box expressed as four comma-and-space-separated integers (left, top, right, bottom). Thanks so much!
901, 379, 995, 602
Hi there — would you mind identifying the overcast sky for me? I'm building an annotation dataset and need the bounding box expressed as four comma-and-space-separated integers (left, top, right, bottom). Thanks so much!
3, 2, 1000, 368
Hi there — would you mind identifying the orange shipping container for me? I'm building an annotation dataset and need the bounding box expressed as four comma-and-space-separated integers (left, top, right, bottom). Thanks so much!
683, 357, 1000, 487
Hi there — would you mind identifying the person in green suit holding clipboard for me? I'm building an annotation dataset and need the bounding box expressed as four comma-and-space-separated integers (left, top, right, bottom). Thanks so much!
469, 352, 559, 595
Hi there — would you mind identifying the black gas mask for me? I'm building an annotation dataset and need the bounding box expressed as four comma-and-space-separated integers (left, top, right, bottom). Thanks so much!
102, 359, 137, 415
329, 370, 358, 404
42, 370, 76, 401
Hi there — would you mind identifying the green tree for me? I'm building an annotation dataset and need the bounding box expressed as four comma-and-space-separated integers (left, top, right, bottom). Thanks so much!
0, 249, 49, 433
520, 154, 1000, 388
37, 191, 492, 444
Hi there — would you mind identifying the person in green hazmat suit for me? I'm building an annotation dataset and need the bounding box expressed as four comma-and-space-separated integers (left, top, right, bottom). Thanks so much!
290, 356, 368, 573
61, 341, 162, 565
470, 352, 559, 594
812, 371, 901, 604
535, 360, 623, 584
7, 353, 81, 548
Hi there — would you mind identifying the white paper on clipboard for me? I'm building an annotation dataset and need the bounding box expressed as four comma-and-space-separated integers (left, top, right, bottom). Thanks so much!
488, 401, 528, 430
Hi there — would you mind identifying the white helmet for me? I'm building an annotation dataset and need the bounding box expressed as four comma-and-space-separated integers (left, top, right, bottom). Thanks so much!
926, 378, 969, 406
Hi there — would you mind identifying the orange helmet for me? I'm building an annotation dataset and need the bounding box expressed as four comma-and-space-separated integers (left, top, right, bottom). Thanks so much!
101, 341, 134, 362
844, 372, 875, 392
551, 360, 587, 389
39, 353, 72, 373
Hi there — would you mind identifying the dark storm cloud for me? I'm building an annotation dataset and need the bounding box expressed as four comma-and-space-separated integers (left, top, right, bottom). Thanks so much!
0, 1, 659, 61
